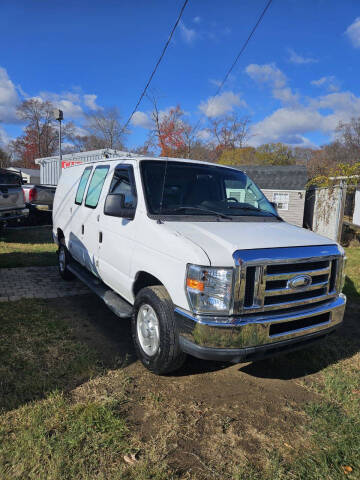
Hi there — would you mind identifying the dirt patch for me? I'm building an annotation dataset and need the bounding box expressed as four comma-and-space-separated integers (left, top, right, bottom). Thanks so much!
49, 294, 359, 478
117, 359, 316, 476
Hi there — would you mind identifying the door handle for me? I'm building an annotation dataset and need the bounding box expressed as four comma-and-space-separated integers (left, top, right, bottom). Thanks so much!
99, 231, 103, 243
81, 225, 84, 235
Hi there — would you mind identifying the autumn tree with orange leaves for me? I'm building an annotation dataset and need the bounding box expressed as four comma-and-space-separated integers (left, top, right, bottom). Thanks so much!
146, 95, 197, 158
9, 98, 75, 168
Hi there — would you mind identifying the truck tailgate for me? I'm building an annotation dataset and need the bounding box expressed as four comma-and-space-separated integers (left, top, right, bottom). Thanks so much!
0, 186, 24, 211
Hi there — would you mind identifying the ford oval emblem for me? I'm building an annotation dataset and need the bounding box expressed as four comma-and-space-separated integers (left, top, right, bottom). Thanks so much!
288, 274, 312, 290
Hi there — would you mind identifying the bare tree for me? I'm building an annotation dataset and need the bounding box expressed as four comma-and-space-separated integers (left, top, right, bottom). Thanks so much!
84, 107, 126, 150
292, 147, 316, 165
335, 117, 360, 162
208, 114, 251, 151
0, 148, 11, 168
9, 99, 75, 167
16, 98, 57, 158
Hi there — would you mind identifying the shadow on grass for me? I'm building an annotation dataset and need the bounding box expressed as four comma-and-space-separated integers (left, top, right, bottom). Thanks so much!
0, 294, 137, 413
0, 225, 54, 244
343, 274, 360, 302
0, 250, 57, 268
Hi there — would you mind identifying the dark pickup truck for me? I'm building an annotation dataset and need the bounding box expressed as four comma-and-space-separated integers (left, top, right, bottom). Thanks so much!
0, 169, 29, 227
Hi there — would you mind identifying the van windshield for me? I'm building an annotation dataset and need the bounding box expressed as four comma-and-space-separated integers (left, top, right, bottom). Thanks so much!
140, 161, 278, 220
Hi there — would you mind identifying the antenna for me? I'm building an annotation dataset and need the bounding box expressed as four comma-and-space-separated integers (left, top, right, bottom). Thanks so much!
158, 157, 169, 224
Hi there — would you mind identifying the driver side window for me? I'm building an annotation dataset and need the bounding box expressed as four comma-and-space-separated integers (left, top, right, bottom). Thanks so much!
108, 165, 137, 208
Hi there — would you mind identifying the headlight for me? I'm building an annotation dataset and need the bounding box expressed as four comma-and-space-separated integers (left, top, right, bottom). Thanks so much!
337, 255, 347, 293
185, 264, 234, 314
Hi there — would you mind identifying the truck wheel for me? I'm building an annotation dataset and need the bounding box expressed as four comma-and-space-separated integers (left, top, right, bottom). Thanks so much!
58, 244, 75, 280
132, 286, 186, 375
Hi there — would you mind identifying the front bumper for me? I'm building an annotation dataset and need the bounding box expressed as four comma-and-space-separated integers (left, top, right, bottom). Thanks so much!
175, 294, 346, 362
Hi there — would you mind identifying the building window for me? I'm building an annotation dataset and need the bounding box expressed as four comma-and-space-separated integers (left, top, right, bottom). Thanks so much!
273, 192, 289, 211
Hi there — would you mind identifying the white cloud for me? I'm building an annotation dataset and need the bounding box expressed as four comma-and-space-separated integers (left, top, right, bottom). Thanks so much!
246, 63, 286, 88
58, 99, 83, 118
345, 17, 360, 48
199, 91, 245, 118
249, 88, 360, 147
131, 111, 153, 129
310, 91, 360, 118
193, 16, 201, 24
0, 126, 10, 145
39, 90, 81, 104
72, 125, 89, 137
209, 78, 222, 87
311, 77, 327, 87
246, 63, 298, 106
179, 21, 197, 44
0, 67, 20, 123
38, 90, 84, 118
196, 129, 211, 141
209, 73, 235, 88
273, 87, 299, 105
249, 107, 323, 146
311, 76, 339, 92
288, 48, 318, 64
83, 94, 101, 111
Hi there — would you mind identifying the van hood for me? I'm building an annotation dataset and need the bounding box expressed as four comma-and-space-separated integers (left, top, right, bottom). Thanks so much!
164, 220, 335, 266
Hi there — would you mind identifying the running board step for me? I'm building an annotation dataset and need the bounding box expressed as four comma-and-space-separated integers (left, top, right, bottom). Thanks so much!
68, 262, 133, 318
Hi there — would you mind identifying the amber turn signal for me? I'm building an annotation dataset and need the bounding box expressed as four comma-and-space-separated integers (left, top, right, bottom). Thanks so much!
186, 278, 204, 291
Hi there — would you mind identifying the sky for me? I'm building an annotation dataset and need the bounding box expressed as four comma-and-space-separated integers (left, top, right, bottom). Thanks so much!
1, 0, 360, 151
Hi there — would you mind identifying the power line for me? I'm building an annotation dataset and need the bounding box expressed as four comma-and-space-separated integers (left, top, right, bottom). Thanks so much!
194, 0, 273, 133
121, 0, 189, 135
214, 0, 273, 97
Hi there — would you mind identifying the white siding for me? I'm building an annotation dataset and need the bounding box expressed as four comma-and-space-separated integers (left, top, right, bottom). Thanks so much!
263, 189, 305, 227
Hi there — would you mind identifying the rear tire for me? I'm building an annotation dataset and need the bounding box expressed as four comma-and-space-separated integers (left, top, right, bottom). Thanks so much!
58, 244, 75, 280
132, 286, 186, 375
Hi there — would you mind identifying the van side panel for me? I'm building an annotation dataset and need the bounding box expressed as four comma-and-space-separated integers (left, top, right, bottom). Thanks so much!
53, 165, 88, 254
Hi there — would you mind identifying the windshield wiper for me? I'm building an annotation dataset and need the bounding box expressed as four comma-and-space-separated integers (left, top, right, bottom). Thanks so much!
227, 204, 281, 219
162, 206, 233, 220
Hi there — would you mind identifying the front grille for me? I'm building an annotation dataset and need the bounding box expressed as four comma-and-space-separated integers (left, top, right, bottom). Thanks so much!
269, 312, 330, 336
234, 246, 342, 314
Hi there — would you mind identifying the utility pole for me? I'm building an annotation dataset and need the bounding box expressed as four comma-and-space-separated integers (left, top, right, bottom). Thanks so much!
53, 109, 64, 181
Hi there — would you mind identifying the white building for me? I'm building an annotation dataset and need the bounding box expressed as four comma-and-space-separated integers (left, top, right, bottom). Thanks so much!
7, 167, 41, 184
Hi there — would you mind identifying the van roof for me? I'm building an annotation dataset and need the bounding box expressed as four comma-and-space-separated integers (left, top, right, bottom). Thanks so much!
35, 148, 239, 170
67, 155, 241, 171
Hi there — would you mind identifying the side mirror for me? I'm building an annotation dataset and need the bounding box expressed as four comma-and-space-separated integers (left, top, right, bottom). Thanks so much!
104, 193, 135, 220
270, 201, 278, 212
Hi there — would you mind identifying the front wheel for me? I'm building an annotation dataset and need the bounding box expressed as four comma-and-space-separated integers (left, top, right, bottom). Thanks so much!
132, 286, 186, 375
58, 244, 75, 280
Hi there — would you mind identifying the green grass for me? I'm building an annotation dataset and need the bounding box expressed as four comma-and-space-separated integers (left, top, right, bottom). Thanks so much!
344, 247, 360, 302
0, 393, 128, 480
0, 233, 359, 479
0, 226, 57, 268
0, 298, 173, 480
0, 299, 101, 412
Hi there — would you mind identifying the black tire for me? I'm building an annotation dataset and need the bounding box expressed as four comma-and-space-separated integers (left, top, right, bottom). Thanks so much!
132, 286, 186, 375
58, 243, 75, 280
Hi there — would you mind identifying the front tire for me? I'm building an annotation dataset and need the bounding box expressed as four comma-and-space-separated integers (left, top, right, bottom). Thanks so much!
58, 244, 75, 280
132, 286, 186, 375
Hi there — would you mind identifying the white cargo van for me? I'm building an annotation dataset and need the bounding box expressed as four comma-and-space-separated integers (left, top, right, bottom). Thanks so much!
53, 156, 346, 374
